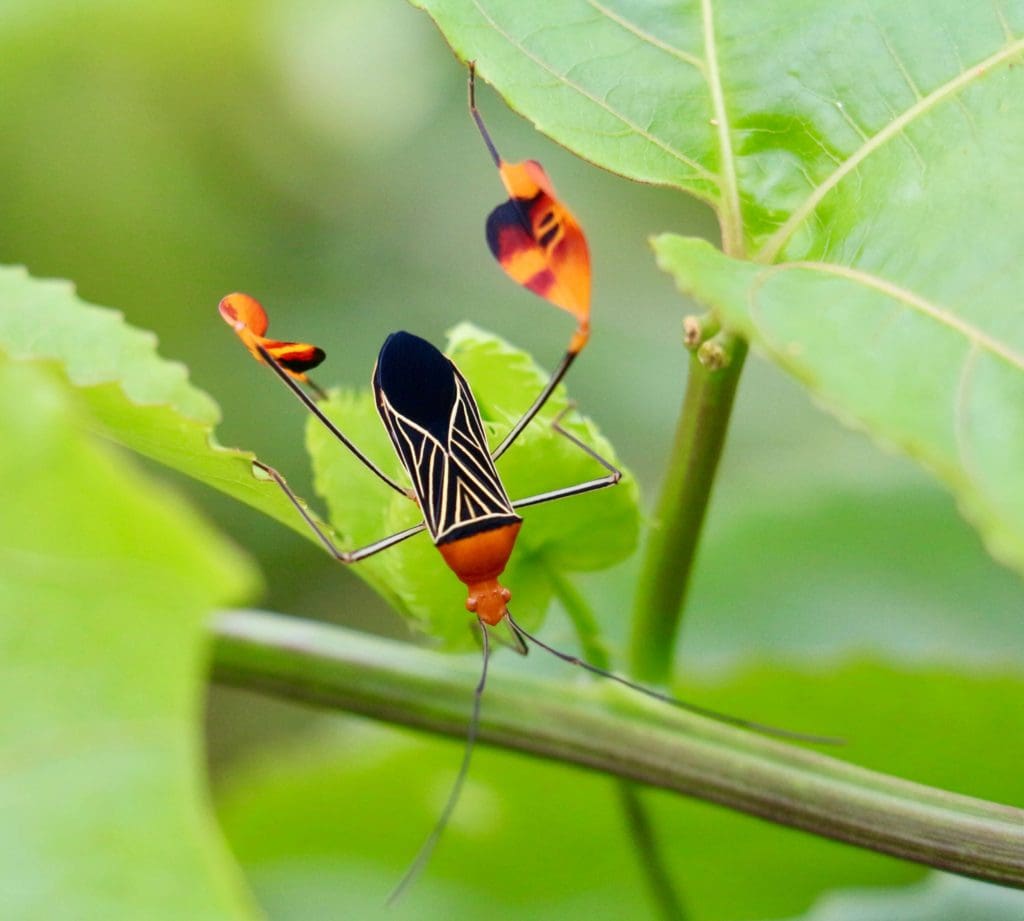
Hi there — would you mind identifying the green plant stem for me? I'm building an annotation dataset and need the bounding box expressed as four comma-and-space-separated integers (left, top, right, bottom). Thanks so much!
628, 336, 748, 684
545, 562, 610, 669
546, 568, 686, 920
212, 609, 1024, 889
617, 784, 688, 921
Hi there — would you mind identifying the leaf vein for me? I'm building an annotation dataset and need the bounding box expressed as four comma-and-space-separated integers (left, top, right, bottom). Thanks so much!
700, 0, 743, 256
993, 0, 1016, 41
757, 36, 1024, 263
866, 8, 925, 103
583, 0, 705, 71
770, 262, 1024, 372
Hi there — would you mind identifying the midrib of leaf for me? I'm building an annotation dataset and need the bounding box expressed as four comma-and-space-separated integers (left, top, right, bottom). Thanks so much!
700, 0, 743, 257
755, 262, 1024, 372
756, 33, 1024, 264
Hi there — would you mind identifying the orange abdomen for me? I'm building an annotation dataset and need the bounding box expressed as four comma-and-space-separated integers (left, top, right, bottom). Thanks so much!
437, 521, 521, 586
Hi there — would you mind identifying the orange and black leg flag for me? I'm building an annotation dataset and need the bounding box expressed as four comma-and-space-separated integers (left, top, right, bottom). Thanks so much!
469, 63, 591, 356
219, 292, 325, 382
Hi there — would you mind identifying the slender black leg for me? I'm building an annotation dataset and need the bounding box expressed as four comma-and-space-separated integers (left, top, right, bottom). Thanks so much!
510, 403, 622, 510
254, 460, 424, 563
468, 61, 502, 168
304, 377, 329, 401
468, 617, 529, 656
255, 344, 412, 497
504, 612, 842, 746
388, 618, 491, 903
507, 623, 529, 656
490, 350, 578, 461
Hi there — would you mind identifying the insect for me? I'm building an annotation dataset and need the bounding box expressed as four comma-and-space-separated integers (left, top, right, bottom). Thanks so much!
218, 64, 835, 900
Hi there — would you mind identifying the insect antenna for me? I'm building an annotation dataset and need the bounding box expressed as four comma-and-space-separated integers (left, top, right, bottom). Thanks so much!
504, 612, 842, 746
388, 618, 492, 904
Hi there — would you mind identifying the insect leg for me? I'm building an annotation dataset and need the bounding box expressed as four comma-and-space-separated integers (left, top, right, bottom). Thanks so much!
468, 63, 590, 463
468, 61, 502, 167
490, 350, 579, 461
509, 403, 622, 509
506, 622, 530, 656
468, 617, 529, 656
253, 460, 424, 563
255, 344, 412, 498
504, 611, 841, 746
388, 617, 491, 903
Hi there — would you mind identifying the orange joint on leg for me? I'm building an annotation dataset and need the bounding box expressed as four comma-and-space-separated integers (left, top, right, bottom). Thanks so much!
569, 321, 590, 355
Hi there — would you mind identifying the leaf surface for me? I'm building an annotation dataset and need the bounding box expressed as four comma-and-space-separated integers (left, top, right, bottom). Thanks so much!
655, 236, 1024, 574
0, 265, 329, 539
776, 874, 1024, 921
0, 359, 257, 919
307, 323, 640, 646
410, 0, 1024, 572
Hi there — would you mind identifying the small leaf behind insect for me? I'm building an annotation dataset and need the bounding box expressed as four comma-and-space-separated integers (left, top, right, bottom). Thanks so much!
307, 325, 640, 649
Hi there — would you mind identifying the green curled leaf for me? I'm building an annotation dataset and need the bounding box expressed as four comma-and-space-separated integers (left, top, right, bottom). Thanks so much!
655, 235, 1024, 580
307, 323, 640, 647
0, 265, 331, 540
0, 357, 257, 918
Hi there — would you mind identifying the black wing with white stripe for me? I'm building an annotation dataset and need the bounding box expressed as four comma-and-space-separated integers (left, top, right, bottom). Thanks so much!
372, 331, 521, 545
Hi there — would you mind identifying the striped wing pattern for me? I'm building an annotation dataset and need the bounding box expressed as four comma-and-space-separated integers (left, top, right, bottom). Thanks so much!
376, 366, 520, 544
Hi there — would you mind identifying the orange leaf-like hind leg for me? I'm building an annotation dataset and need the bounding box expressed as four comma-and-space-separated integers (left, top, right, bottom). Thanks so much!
466, 66, 594, 460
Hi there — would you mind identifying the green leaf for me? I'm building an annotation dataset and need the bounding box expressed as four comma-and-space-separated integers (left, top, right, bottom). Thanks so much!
308, 323, 639, 647
410, 3, 1024, 572
654, 235, 1024, 577
0, 265, 331, 540
411, 0, 723, 202
412, 2, 1024, 250
216, 662, 1024, 920
0, 359, 257, 918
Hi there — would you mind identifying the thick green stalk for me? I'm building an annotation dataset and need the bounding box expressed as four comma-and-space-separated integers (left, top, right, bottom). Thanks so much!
212, 610, 1024, 888
628, 336, 748, 683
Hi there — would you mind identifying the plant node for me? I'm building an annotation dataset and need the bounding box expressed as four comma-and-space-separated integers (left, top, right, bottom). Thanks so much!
682, 312, 720, 349
698, 333, 731, 370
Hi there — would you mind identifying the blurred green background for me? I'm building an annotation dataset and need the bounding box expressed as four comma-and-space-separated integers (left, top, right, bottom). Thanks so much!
4, 1, 1022, 918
